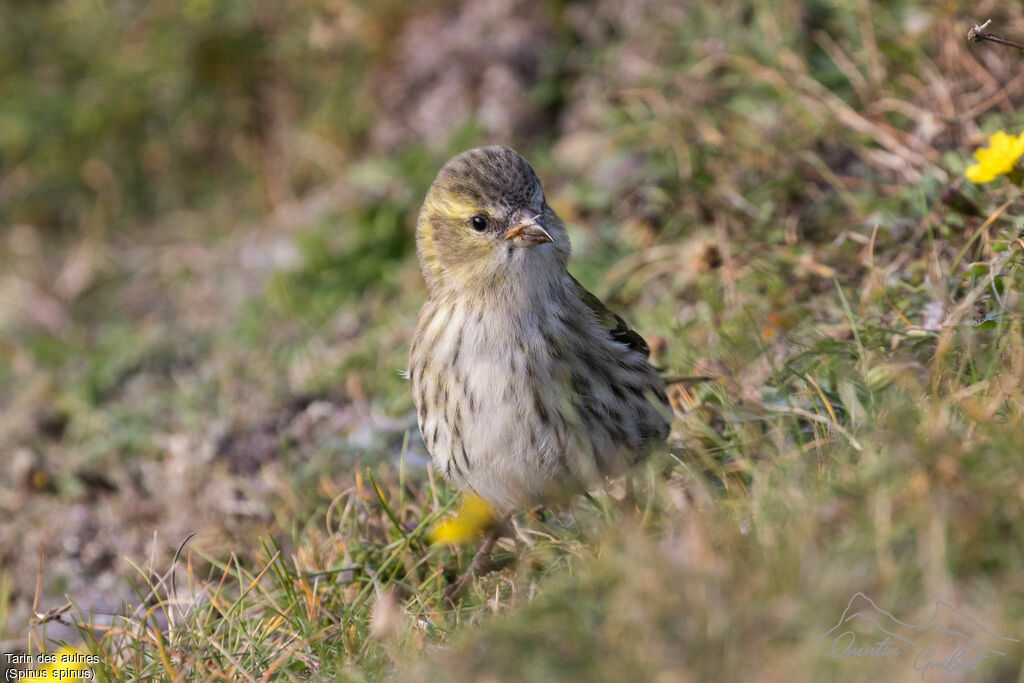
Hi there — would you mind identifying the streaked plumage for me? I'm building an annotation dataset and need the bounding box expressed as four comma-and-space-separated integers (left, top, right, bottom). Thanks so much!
409, 146, 669, 510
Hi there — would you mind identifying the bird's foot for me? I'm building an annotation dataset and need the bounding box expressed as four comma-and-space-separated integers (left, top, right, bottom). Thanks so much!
444, 525, 502, 604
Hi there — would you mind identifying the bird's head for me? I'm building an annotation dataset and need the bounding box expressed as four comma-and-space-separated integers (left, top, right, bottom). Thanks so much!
416, 146, 570, 296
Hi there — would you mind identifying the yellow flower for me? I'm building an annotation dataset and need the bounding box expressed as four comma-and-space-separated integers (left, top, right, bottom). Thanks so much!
429, 495, 496, 545
965, 130, 1024, 183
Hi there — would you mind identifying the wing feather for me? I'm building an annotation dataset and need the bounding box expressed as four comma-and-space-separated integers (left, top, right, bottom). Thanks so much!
570, 275, 651, 357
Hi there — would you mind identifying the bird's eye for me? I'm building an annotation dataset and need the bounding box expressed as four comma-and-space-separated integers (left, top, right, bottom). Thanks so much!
470, 215, 487, 232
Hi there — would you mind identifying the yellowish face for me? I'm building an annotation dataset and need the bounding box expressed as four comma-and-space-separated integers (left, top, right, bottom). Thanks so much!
416, 146, 569, 293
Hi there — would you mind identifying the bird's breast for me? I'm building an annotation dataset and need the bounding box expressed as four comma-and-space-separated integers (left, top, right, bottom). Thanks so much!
410, 296, 575, 508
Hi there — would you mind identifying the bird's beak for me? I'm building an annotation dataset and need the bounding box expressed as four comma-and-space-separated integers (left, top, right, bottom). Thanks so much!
504, 211, 553, 247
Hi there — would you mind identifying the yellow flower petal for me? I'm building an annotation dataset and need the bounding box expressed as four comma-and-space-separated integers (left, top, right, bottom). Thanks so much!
965, 129, 1024, 184
965, 162, 997, 184
429, 494, 496, 545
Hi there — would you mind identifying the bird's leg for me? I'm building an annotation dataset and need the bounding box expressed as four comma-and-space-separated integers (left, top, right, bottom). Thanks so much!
444, 521, 504, 603
623, 474, 637, 508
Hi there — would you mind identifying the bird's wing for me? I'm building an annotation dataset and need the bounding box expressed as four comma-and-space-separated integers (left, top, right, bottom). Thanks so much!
570, 275, 651, 357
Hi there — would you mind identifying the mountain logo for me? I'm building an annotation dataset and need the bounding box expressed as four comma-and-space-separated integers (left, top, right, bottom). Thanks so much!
816, 592, 1019, 678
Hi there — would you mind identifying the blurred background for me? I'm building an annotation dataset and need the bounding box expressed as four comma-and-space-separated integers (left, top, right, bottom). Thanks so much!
2, 0, 1024, 679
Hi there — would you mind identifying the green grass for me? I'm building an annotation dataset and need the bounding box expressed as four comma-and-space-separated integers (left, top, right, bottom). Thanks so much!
3, 0, 1024, 681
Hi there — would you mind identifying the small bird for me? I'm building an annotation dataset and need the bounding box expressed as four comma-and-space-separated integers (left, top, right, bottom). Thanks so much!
409, 146, 670, 513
